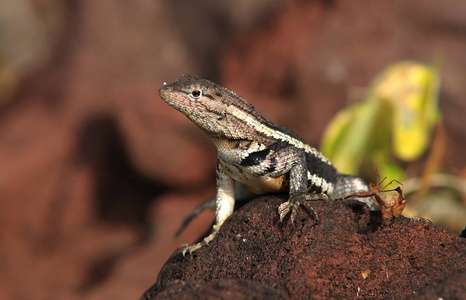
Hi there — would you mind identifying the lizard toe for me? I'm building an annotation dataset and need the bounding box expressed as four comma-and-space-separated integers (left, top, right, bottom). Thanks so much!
278, 201, 291, 222
278, 193, 325, 224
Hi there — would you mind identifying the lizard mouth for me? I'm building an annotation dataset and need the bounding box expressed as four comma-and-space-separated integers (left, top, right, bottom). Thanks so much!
158, 85, 178, 107
158, 84, 192, 115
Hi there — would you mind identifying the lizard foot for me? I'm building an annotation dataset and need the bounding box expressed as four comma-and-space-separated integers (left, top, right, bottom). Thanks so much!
181, 225, 219, 256
278, 193, 328, 223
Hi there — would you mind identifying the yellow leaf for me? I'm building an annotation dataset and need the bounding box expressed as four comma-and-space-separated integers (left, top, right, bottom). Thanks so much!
371, 62, 440, 161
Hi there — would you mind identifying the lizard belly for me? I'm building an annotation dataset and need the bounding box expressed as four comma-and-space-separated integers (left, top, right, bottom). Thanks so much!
244, 174, 288, 194
221, 162, 288, 194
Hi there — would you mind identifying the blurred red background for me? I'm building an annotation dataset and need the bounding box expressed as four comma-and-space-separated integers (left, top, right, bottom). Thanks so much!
0, 0, 465, 299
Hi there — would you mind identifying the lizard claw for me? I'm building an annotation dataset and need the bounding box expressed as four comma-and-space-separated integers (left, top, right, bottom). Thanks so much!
180, 225, 220, 256
181, 243, 203, 256
278, 201, 291, 222
278, 193, 328, 223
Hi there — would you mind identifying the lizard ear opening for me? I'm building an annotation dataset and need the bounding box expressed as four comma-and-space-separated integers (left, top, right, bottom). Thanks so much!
216, 111, 228, 126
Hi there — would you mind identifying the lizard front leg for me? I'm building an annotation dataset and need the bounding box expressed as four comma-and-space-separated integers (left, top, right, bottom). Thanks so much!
278, 151, 328, 223
182, 161, 235, 255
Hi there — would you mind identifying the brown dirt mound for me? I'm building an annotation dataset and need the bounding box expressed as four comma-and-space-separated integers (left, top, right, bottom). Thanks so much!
142, 196, 466, 299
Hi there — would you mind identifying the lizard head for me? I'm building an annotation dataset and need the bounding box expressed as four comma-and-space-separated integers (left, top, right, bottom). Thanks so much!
159, 74, 260, 139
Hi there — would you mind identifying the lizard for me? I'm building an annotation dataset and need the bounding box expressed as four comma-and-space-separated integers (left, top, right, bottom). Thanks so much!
159, 74, 372, 254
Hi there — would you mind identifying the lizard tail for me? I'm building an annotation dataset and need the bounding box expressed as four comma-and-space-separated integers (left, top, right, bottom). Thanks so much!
331, 175, 377, 209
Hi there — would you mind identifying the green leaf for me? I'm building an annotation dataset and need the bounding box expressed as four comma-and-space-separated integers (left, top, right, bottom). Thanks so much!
371, 150, 405, 182
321, 61, 441, 179
321, 98, 380, 174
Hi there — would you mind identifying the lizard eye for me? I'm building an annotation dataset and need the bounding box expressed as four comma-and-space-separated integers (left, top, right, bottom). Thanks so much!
191, 90, 202, 98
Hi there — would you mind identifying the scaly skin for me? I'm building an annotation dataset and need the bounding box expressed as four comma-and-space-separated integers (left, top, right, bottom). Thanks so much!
159, 74, 370, 254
